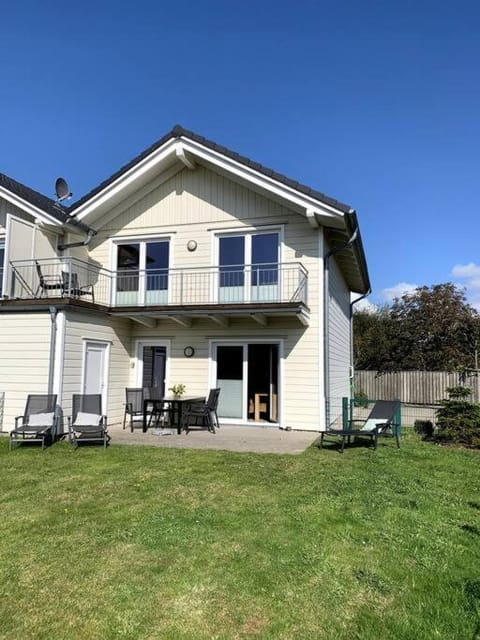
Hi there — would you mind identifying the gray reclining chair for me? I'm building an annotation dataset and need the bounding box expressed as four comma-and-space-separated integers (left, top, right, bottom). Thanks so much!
9, 394, 58, 450
68, 394, 108, 448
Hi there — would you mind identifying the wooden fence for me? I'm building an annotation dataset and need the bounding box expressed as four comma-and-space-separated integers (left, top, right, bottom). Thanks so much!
354, 370, 480, 405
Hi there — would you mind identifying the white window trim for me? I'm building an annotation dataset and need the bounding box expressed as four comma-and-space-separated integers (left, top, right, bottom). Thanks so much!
81, 339, 111, 412
211, 225, 284, 305
208, 337, 284, 428
134, 339, 171, 390
110, 235, 174, 306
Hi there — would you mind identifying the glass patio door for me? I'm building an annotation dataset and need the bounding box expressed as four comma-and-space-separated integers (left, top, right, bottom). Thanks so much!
218, 232, 279, 304
115, 240, 169, 306
214, 342, 280, 424
215, 345, 246, 420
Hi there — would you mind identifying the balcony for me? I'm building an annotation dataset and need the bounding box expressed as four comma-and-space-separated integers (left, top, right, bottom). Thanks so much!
8, 258, 309, 322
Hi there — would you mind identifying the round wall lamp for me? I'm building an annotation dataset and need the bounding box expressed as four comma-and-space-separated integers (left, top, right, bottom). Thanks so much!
187, 240, 197, 252
184, 346, 195, 358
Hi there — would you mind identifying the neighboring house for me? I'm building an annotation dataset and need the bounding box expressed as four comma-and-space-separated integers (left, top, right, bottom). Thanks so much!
0, 125, 370, 433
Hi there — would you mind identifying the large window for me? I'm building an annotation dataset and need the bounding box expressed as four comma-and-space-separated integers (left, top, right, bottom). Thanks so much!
218, 231, 279, 302
116, 239, 169, 305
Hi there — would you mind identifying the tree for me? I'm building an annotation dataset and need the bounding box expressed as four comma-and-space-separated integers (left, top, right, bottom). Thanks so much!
353, 283, 480, 371
353, 306, 393, 370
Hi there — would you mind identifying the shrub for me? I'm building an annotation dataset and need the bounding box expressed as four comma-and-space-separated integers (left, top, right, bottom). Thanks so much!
435, 386, 480, 447
414, 420, 434, 438
354, 390, 369, 408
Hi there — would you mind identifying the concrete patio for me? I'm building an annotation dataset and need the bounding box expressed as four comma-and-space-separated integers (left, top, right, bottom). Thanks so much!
108, 422, 319, 454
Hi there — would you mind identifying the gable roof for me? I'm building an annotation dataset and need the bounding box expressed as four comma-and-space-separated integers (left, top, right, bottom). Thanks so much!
0, 125, 370, 293
68, 125, 353, 215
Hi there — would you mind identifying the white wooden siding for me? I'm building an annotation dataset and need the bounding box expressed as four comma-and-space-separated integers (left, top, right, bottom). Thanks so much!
62, 312, 132, 425
0, 313, 51, 431
327, 252, 351, 425
84, 165, 324, 431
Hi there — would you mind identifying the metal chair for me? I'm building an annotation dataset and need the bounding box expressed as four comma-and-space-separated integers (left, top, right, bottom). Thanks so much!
123, 388, 147, 432
9, 394, 58, 450
35, 261, 64, 297
61, 271, 95, 302
68, 394, 108, 448
182, 388, 221, 434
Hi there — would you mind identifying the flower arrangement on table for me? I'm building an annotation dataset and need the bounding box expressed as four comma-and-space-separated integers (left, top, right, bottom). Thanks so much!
169, 384, 186, 398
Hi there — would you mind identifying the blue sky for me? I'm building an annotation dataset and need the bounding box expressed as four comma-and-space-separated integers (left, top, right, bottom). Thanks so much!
1, 1, 479, 307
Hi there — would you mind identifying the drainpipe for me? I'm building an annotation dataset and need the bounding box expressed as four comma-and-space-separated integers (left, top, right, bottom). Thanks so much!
349, 289, 372, 397
57, 228, 96, 251
324, 211, 359, 426
48, 306, 58, 396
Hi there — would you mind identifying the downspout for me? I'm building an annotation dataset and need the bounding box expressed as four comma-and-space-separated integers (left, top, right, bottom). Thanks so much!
48, 306, 58, 396
57, 227, 96, 251
349, 289, 372, 395
324, 212, 359, 426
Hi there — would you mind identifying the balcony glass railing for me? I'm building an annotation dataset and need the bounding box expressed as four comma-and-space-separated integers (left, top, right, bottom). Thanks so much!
9, 258, 308, 308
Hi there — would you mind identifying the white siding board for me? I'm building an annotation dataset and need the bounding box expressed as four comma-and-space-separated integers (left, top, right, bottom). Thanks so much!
0, 313, 51, 431
327, 252, 351, 425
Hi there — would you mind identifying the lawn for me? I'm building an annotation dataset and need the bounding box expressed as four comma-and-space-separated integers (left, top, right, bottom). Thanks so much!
0, 434, 479, 640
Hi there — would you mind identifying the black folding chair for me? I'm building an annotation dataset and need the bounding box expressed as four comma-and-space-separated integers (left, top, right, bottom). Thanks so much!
68, 394, 108, 448
35, 261, 64, 297
123, 388, 147, 432
9, 394, 58, 450
182, 388, 221, 434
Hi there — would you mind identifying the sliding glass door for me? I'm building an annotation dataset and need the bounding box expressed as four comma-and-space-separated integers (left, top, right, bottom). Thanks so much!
213, 341, 280, 424
116, 239, 169, 306
218, 231, 279, 304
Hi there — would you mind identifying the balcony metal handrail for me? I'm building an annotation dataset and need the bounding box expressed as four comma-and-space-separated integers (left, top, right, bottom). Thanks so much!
9, 257, 308, 308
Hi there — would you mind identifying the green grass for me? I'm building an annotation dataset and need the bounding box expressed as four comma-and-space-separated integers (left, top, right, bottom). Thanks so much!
0, 434, 479, 640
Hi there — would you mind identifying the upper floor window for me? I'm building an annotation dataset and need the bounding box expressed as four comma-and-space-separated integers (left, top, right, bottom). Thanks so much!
217, 230, 280, 302
115, 239, 169, 306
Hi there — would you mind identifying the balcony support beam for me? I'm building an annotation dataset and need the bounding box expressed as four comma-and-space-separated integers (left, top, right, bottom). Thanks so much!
167, 315, 192, 328
250, 313, 268, 327
208, 314, 229, 328
129, 316, 157, 328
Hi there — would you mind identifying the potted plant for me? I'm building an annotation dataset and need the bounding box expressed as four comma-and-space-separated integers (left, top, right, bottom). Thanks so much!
169, 384, 186, 399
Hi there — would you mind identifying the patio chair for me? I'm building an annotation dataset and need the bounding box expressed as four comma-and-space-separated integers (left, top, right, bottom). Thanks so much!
9, 394, 58, 450
123, 388, 148, 432
182, 388, 221, 434
68, 394, 108, 448
35, 261, 64, 297
145, 387, 175, 429
319, 399, 401, 453
61, 271, 95, 302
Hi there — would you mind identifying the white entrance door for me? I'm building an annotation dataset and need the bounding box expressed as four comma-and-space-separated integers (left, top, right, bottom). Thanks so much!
83, 342, 108, 406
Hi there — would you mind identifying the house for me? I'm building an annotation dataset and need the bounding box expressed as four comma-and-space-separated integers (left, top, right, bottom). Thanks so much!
0, 125, 370, 433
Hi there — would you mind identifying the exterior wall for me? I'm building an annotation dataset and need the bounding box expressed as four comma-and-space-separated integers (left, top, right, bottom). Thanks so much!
127, 316, 315, 430
84, 166, 324, 431
61, 311, 132, 427
327, 252, 351, 426
0, 312, 51, 431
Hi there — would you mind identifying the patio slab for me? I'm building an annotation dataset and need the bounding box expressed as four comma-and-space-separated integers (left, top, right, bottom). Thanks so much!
108, 423, 319, 454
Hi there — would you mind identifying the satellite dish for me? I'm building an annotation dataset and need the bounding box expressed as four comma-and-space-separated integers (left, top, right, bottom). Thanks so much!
55, 177, 72, 202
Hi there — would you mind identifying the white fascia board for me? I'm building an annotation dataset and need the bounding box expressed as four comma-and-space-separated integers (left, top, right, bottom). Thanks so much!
0, 186, 63, 228
179, 138, 347, 223
74, 138, 178, 221
73, 134, 347, 227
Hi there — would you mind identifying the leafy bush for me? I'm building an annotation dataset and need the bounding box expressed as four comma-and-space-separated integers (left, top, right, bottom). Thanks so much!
353, 390, 369, 408
435, 386, 480, 447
